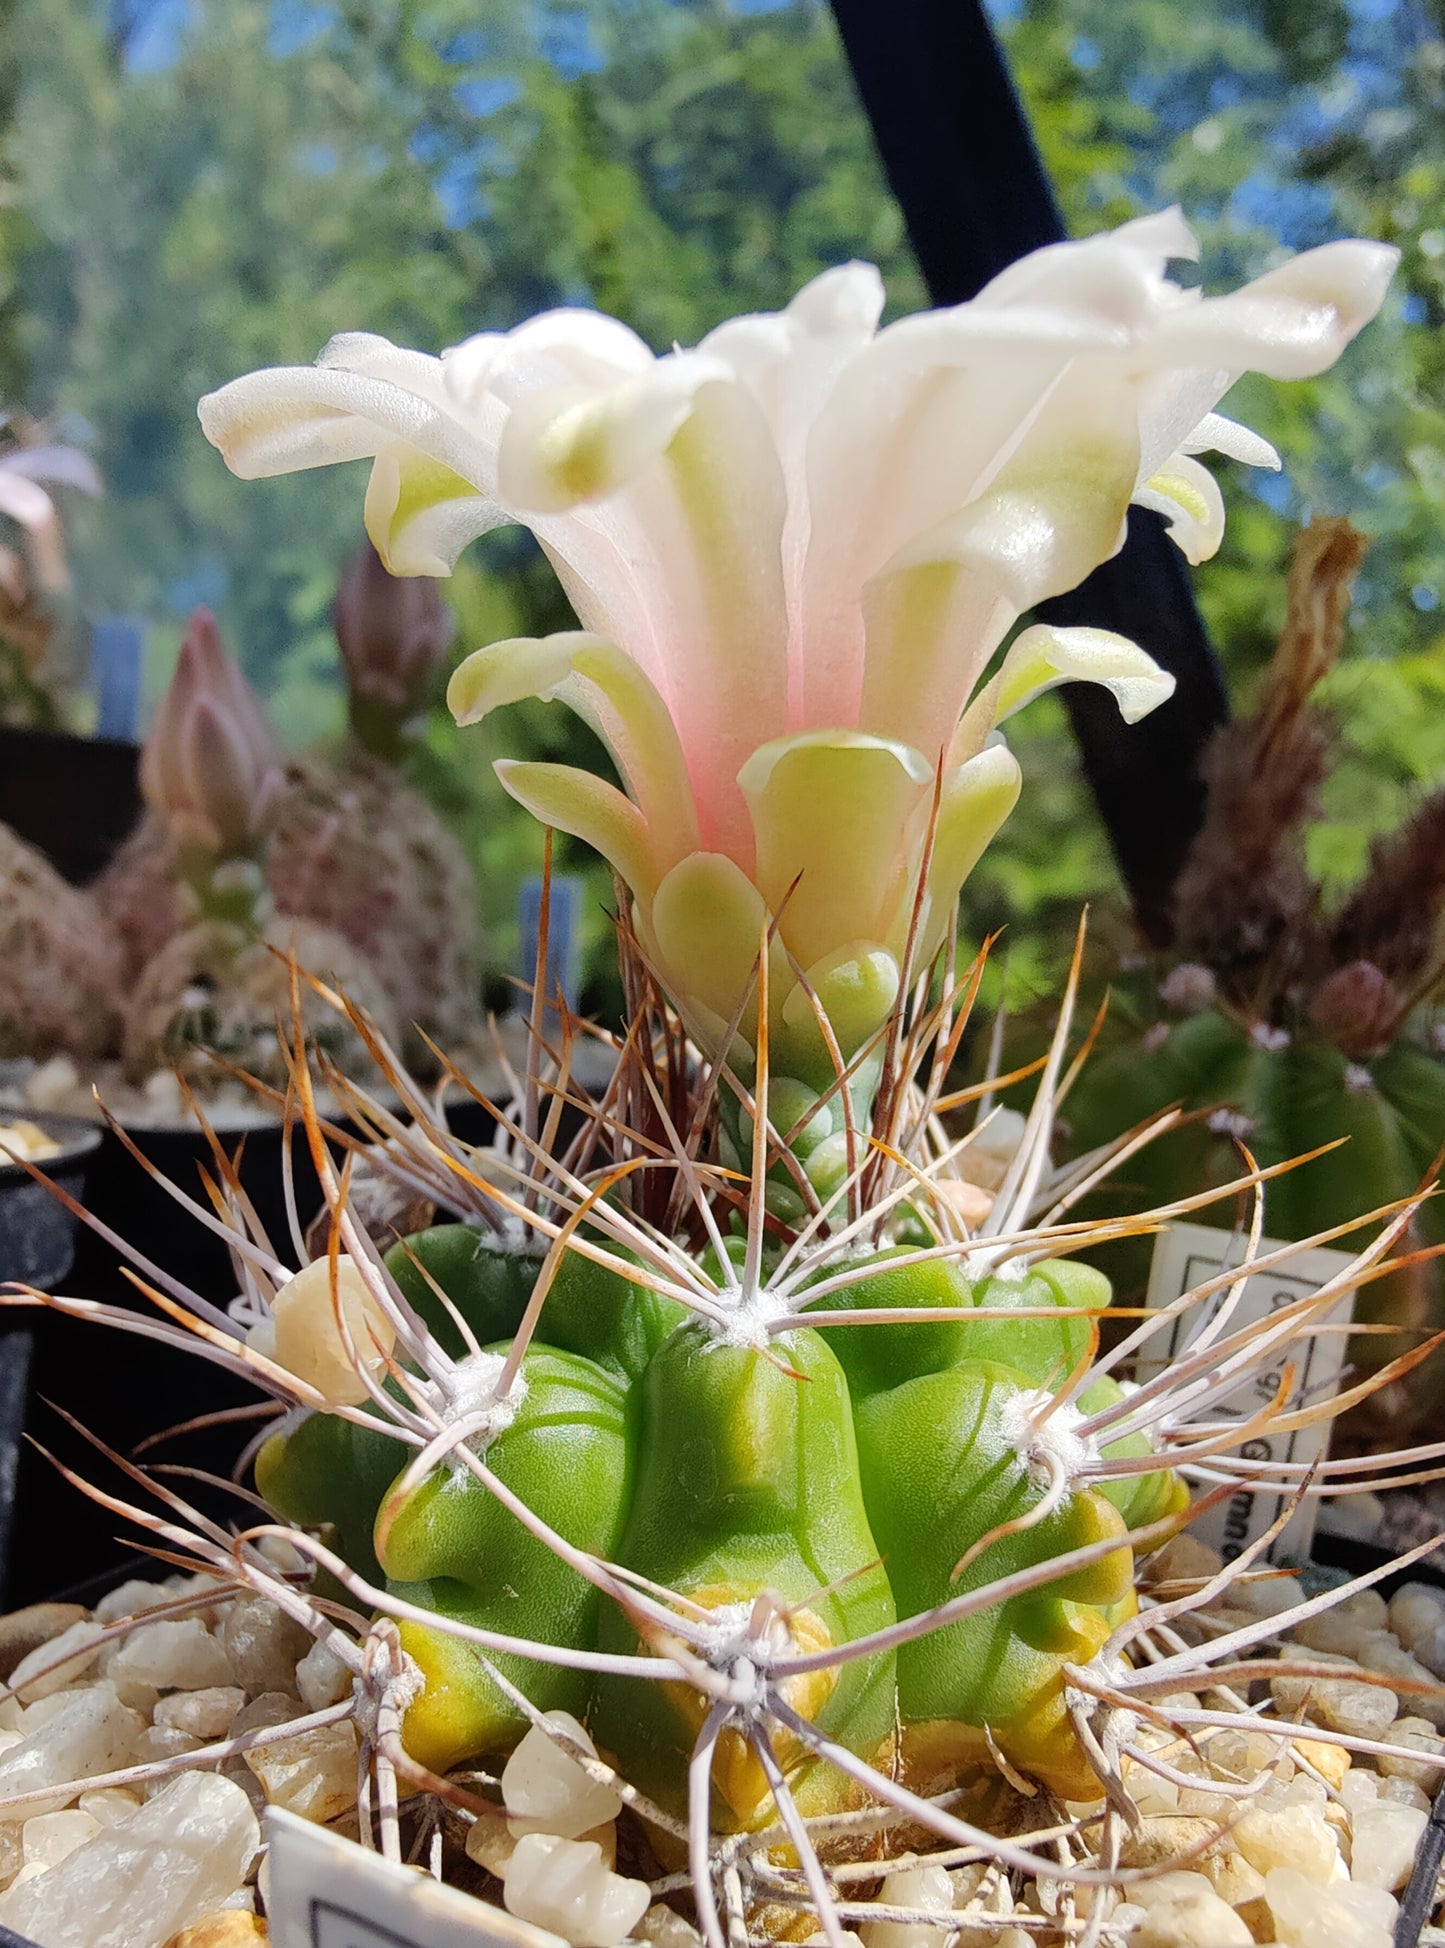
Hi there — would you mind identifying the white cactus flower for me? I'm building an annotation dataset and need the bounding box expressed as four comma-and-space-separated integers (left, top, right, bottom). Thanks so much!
199, 210, 1395, 1079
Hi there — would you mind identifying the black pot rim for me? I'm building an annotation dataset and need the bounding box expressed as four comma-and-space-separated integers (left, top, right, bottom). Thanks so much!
0, 1112, 103, 1186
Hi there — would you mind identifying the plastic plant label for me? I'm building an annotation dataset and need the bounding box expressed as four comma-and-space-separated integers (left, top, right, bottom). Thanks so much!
265, 1807, 566, 1948
1142, 1220, 1358, 1564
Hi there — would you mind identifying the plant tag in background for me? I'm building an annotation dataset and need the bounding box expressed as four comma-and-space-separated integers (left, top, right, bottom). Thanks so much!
1142, 1221, 1358, 1565
265, 1808, 565, 1948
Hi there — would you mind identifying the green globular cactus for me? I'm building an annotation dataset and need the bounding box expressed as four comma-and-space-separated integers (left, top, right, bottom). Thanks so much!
1062, 522, 1445, 1407
254, 1219, 1184, 1822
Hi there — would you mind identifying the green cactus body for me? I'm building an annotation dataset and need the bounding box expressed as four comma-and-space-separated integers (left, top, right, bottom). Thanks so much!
850, 1362, 1132, 1801
1068, 1014, 1445, 1367
255, 1405, 409, 1587
804, 1254, 1178, 1800
590, 1321, 897, 1829
379, 1344, 634, 1773
255, 1226, 1184, 1820
383, 1227, 539, 1356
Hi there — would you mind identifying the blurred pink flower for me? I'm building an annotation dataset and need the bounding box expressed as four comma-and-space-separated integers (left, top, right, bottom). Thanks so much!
140, 607, 284, 860
332, 537, 453, 750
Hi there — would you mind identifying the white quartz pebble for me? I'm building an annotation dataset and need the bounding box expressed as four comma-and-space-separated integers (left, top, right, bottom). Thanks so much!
503, 1832, 649, 1947
92, 1582, 170, 1628
137, 1724, 204, 1764
1388, 1582, 1445, 1651
1127, 1871, 1252, 1948
77, 1788, 142, 1827
1264, 1865, 1397, 1948
0, 1770, 259, 1948
1232, 1803, 1340, 1884
294, 1639, 352, 1713
220, 1596, 311, 1698
502, 1712, 622, 1839
1377, 1713, 1445, 1788
1272, 1665, 1398, 1740
1237, 1572, 1305, 1620
22, 1807, 101, 1869
0, 1684, 144, 1818
106, 1620, 232, 1693
634, 1905, 704, 1948
154, 1687, 245, 1741
0, 1823, 20, 1888
7, 1621, 105, 1704
1379, 1774, 1431, 1811
270, 1254, 396, 1405
244, 1717, 358, 1822
1354, 1629, 1445, 1726
1349, 1801, 1428, 1890
1411, 1620, 1445, 1681
860, 1865, 954, 1948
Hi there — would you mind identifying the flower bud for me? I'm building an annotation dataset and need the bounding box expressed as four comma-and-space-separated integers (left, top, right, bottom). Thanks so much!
140, 608, 283, 860
1309, 959, 1403, 1057
332, 539, 452, 754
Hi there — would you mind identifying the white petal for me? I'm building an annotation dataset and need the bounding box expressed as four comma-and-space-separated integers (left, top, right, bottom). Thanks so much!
0, 471, 57, 533
198, 364, 480, 485
363, 443, 508, 575
918, 743, 1024, 967
857, 376, 1139, 756
1133, 453, 1227, 564
448, 631, 699, 861
993, 623, 1176, 725
1153, 239, 1398, 379
496, 353, 730, 512
1184, 411, 1280, 469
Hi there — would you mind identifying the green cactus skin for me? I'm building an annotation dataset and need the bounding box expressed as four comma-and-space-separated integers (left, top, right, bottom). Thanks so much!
589, 1322, 897, 1829
383, 1227, 539, 1357
255, 1404, 408, 1587
254, 1223, 1183, 1820
1066, 1014, 1445, 1377
381, 1344, 634, 1773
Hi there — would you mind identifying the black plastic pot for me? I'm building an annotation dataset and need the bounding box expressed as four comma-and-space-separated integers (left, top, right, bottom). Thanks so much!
3, 1089, 497, 1609
0, 725, 142, 888
0, 1115, 103, 1291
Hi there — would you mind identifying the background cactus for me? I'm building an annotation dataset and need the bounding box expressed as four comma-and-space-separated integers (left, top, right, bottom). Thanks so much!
0, 822, 125, 1060
1060, 521, 1445, 1423
94, 549, 484, 1071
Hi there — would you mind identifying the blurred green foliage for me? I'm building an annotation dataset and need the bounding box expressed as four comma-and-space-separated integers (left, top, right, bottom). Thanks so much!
2, 0, 1443, 1013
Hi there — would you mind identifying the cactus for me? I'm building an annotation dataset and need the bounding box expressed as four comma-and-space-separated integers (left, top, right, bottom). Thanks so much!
1063, 520, 1445, 1415
14, 214, 1443, 1944
0, 822, 125, 1060
95, 556, 481, 1066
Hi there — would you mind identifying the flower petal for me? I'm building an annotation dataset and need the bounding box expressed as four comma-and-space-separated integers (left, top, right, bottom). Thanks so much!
0, 446, 103, 498
993, 623, 1177, 725
496, 352, 731, 512
493, 758, 656, 900
645, 851, 786, 1059
1133, 453, 1226, 565
737, 731, 933, 974
917, 743, 1024, 966
1155, 239, 1399, 380
448, 631, 699, 862
1184, 412, 1280, 470
364, 444, 508, 576
858, 379, 1140, 757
